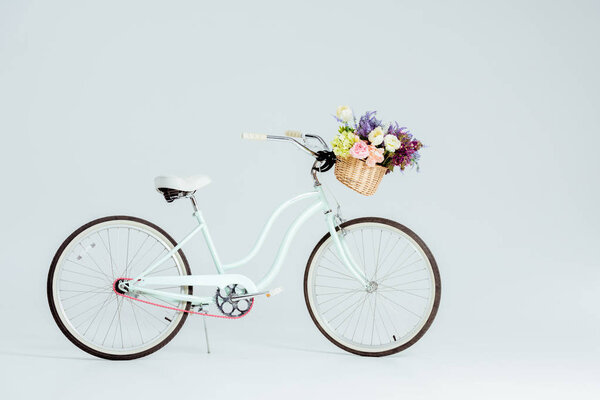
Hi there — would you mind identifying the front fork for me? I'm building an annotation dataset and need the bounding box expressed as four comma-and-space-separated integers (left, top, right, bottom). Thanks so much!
324, 210, 369, 287
314, 184, 369, 287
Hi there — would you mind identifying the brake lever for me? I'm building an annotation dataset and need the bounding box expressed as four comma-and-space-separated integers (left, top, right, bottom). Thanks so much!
304, 134, 330, 151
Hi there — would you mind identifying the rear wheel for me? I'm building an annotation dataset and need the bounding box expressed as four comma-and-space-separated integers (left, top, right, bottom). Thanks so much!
304, 217, 441, 357
47, 216, 192, 360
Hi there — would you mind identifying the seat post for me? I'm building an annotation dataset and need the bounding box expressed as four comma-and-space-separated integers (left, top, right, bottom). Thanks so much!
189, 194, 199, 213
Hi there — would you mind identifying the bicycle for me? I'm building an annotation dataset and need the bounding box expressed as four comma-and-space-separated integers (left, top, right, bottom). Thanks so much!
47, 131, 441, 360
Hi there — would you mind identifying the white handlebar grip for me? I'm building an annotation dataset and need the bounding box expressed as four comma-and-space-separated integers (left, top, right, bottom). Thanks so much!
285, 130, 303, 138
241, 132, 267, 140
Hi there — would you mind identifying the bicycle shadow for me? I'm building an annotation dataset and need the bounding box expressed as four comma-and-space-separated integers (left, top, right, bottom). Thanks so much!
0, 349, 97, 361
263, 342, 408, 359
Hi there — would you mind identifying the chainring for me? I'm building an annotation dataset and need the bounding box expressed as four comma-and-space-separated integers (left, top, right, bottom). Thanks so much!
215, 284, 254, 317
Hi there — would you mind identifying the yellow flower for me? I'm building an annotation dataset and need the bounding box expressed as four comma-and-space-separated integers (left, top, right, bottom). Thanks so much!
331, 130, 359, 157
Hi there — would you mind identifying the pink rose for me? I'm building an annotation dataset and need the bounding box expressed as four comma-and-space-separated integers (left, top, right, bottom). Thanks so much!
349, 141, 369, 159
365, 145, 384, 167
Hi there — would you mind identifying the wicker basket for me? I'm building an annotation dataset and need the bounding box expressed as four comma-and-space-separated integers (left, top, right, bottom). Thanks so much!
334, 156, 387, 196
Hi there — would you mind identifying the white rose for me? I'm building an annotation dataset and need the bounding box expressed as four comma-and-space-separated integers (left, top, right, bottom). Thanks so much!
384, 134, 401, 152
336, 105, 353, 122
368, 126, 385, 146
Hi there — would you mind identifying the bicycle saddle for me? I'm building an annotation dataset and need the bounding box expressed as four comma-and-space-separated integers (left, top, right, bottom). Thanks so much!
154, 175, 211, 202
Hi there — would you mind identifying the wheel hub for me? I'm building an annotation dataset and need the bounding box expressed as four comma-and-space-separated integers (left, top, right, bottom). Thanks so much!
366, 281, 378, 293
113, 278, 129, 295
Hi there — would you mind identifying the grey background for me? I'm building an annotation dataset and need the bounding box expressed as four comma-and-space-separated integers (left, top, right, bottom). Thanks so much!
0, 0, 598, 398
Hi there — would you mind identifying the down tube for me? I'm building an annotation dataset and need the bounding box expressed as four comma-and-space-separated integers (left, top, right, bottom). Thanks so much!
256, 202, 322, 291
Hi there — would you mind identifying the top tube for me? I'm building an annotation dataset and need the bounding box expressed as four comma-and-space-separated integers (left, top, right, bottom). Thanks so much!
222, 191, 321, 270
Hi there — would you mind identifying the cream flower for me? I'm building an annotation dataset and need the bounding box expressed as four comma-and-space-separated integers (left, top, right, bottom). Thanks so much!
336, 105, 353, 122
384, 134, 401, 152
368, 126, 385, 146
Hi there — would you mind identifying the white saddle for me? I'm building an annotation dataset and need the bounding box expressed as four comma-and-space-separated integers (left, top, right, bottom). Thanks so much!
154, 175, 212, 193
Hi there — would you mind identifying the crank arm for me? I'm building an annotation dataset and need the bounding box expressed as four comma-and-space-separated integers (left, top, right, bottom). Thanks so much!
230, 287, 283, 300
230, 291, 268, 300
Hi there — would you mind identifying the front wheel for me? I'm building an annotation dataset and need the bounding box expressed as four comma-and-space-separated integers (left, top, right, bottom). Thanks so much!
304, 217, 441, 357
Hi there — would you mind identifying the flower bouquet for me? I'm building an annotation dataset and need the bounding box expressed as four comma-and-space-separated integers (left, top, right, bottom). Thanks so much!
331, 106, 423, 196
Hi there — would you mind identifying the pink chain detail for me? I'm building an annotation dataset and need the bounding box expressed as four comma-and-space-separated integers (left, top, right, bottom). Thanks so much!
112, 278, 253, 320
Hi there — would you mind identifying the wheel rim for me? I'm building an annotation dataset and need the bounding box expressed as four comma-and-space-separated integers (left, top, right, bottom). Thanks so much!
51, 219, 189, 356
306, 222, 438, 354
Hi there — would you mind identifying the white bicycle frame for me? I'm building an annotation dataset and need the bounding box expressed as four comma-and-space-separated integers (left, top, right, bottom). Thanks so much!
125, 184, 368, 307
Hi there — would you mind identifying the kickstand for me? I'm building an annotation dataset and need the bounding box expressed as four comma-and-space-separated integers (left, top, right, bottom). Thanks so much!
202, 316, 211, 354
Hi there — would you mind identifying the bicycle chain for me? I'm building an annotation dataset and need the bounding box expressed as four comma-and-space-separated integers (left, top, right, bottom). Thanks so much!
112, 278, 253, 320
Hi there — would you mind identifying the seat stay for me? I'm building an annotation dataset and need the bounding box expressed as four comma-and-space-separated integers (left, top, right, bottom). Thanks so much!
131, 222, 204, 281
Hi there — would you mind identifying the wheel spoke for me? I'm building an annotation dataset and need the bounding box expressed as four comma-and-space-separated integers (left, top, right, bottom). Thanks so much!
377, 243, 413, 282
62, 290, 109, 310
334, 295, 365, 331
59, 279, 107, 290
378, 284, 430, 299
61, 267, 108, 283
350, 293, 369, 341
97, 230, 115, 279
378, 292, 422, 319
125, 236, 150, 273
80, 294, 115, 333
128, 298, 144, 345
317, 290, 362, 306
382, 266, 426, 283
372, 230, 383, 280
65, 259, 111, 281
147, 263, 178, 276
317, 264, 357, 281
320, 291, 362, 316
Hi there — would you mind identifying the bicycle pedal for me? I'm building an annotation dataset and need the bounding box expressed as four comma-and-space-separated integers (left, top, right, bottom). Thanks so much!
266, 287, 283, 298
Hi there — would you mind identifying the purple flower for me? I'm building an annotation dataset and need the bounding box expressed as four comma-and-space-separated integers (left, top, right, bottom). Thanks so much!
387, 122, 411, 138
390, 139, 423, 170
355, 111, 382, 139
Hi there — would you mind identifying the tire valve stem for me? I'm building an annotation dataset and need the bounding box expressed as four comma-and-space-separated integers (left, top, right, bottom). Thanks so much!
164, 317, 172, 322
393, 335, 397, 342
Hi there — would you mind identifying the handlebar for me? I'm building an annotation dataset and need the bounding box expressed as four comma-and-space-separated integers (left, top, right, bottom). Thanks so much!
284, 130, 303, 138
241, 130, 335, 175
241, 130, 303, 140
241, 132, 267, 140
241, 130, 329, 155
